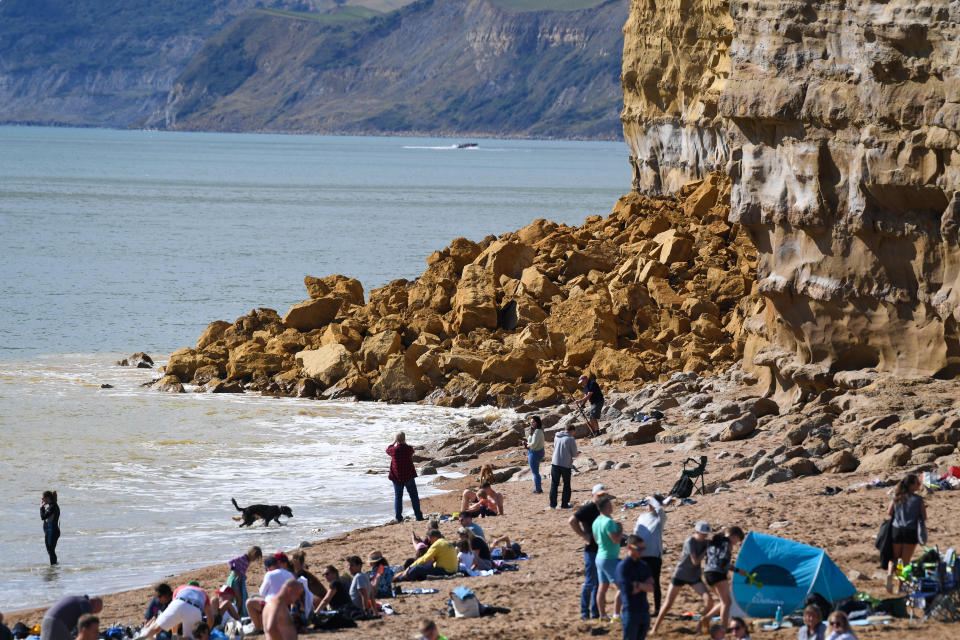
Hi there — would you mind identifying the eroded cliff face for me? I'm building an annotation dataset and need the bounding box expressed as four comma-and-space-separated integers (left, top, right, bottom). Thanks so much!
622, 0, 960, 397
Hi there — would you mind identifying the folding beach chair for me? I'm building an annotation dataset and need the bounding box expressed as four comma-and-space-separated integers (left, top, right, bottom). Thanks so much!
682, 456, 708, 496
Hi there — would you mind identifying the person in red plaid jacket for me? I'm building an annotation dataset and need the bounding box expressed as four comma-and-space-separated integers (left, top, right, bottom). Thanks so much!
387, 432, 425, 523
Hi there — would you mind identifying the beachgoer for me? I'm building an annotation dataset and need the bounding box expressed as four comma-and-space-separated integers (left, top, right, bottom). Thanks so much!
191, 622, 209, 640
575, 373, 604, 434
569, 484, 611, 619
709, 623, 724, 640
460, 487, 501, 518
550, 423, 579, 509
139, 584, 214, 640
457, 527, 493, 570
651, 521, 714, 635
524, 415, 545, 493
457, 539, 476, 572
288, 550, 324, 611
885, 473, 927, 591
41, 490, 60, 565
727, 616, 752, 639
247, 553, 296, 631
825, 611, 857, 640
592, 495, 623, 620
458, 513, 485, 540
41, 596, 103, 640
701, 526, 747, 634
460, 483, 505, 516
387, 432, 424, 523
263, 579, 304, 640
75, 616, 98, 640
212, 586, 239, 627
798, 604, 826, 640
367, 551, 395, 598
418, 619, 448, 640
0, 612, 13, 640
145, 583, 172, 624
346, 556, 374, 613
314, 566, 351, 612
226, 546, 262, 616
616, 534, 654, 640
633, 494, 666, 616
394, 529, 457, 581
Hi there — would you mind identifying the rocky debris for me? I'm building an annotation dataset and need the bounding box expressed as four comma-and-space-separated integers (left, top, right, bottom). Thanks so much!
117, 352, 154, 368
153, 374, 184, 393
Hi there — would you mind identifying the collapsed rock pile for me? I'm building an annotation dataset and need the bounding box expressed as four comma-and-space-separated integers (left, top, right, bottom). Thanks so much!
154, 172, 761, 407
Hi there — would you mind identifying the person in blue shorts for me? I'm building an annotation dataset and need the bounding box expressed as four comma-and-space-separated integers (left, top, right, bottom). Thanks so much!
591, 495, 623, 620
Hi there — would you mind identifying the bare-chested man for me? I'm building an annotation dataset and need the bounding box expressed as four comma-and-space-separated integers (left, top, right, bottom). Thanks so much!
263, 579, 304, 640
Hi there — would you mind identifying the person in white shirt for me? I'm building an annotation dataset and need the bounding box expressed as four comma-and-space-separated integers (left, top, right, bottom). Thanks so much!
247, 553, 296, 631
633, 494, 666, 615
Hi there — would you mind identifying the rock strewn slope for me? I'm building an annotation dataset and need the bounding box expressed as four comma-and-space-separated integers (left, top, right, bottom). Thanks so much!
621, 0, 960, 398
157, 173, 760, 407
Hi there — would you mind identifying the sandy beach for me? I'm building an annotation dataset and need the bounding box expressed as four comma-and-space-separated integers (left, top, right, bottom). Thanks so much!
8, 420, 960, 640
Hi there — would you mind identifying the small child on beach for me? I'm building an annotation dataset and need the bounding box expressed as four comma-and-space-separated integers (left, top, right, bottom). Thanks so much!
457, 539, 475, 573
225, 545, 261, 616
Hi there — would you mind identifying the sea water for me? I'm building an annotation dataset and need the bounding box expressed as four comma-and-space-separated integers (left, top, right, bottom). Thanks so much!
0, 126, 630, 610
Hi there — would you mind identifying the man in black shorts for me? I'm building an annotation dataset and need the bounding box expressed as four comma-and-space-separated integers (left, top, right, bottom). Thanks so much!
575, 374, 604, 434
652, 521, 713, 635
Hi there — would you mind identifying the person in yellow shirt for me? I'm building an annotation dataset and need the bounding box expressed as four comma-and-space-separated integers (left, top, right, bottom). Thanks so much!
394, 530, 457, 581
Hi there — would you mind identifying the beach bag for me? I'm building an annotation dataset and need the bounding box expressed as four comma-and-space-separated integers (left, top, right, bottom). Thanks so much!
450, 586, 481, 618
669, 474, 694, 500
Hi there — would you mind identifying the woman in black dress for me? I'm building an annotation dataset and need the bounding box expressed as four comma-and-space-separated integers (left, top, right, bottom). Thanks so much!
41, 490, 60, 565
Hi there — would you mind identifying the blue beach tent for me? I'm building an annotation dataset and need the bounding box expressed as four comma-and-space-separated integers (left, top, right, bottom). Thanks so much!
732, 531, 856, 618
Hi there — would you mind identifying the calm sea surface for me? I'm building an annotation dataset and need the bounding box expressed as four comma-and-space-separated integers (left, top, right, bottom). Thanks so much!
0, 126, 630, 610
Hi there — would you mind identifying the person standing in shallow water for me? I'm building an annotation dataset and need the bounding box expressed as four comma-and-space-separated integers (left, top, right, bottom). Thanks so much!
387, 432, 424, 523
41, 490, 61, 565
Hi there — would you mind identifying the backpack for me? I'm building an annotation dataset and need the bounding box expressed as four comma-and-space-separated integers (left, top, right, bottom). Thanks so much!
449, 586, 480, 618
670, 474, 694, 500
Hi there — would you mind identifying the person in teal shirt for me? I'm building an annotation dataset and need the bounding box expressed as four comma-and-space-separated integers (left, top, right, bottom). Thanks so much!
591, 495, 623, 620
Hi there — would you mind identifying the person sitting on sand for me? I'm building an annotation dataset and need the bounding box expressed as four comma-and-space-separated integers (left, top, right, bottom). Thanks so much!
458, 513, 485, 540
460, 487, 501, 518
76, 616, 99, 640
247, 553, 296, 632
458, 527, 493, 570
263, 579, 304, 640
418, 619, 448, 640
289, 550, 325, 610
367, 551, 396, 598
457, 539, 476, 572
0, 611, 13, 640
394, 529, 458, 581
190, 622, 209, 640
346, 556, 374, 613
314, 566, 352, 612
651, 521, 714, 635
139, 584, 214, 640
727, 616, 752, 639
226, 546, 262, 617
825, 611, 857, 640
212, 586, 239, 627
145, 583, 173, 625
42, 596, 103, 640
798, 604, 827, 640
460, 483, 504, 516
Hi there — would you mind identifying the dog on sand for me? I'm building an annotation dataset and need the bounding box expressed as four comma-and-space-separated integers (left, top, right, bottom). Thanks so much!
478, 464, 495, 486
231, 498, 293, 527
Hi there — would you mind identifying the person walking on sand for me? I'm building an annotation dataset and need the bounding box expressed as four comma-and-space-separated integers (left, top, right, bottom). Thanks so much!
593, 495, 623, 621
651, 521, 714, 635
616, 535, 655, 640
524, 415, 546, 493
574, 373, 604, 434
263, 579, 304, 640
41, 490, 61, 565
550, 423, 579, 509
885, 473, 927, 592
387, 432, 424, 523
569, 485, 612, 620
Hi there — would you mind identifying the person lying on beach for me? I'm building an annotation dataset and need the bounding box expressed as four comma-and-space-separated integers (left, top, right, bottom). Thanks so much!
247, 553, 296, 632
460, 484, 504, 516
394, 530, 458, 581
138, 585, 213, 640
460, 488, 501, 518
263, 580, 304, 640
314, 566, 352, 612
42, 595, 103, 640
488, 535, 523, 560
76, 615, 99, 640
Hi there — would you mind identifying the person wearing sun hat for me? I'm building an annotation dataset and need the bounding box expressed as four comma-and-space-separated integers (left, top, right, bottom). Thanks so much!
651, 521, 714, 635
